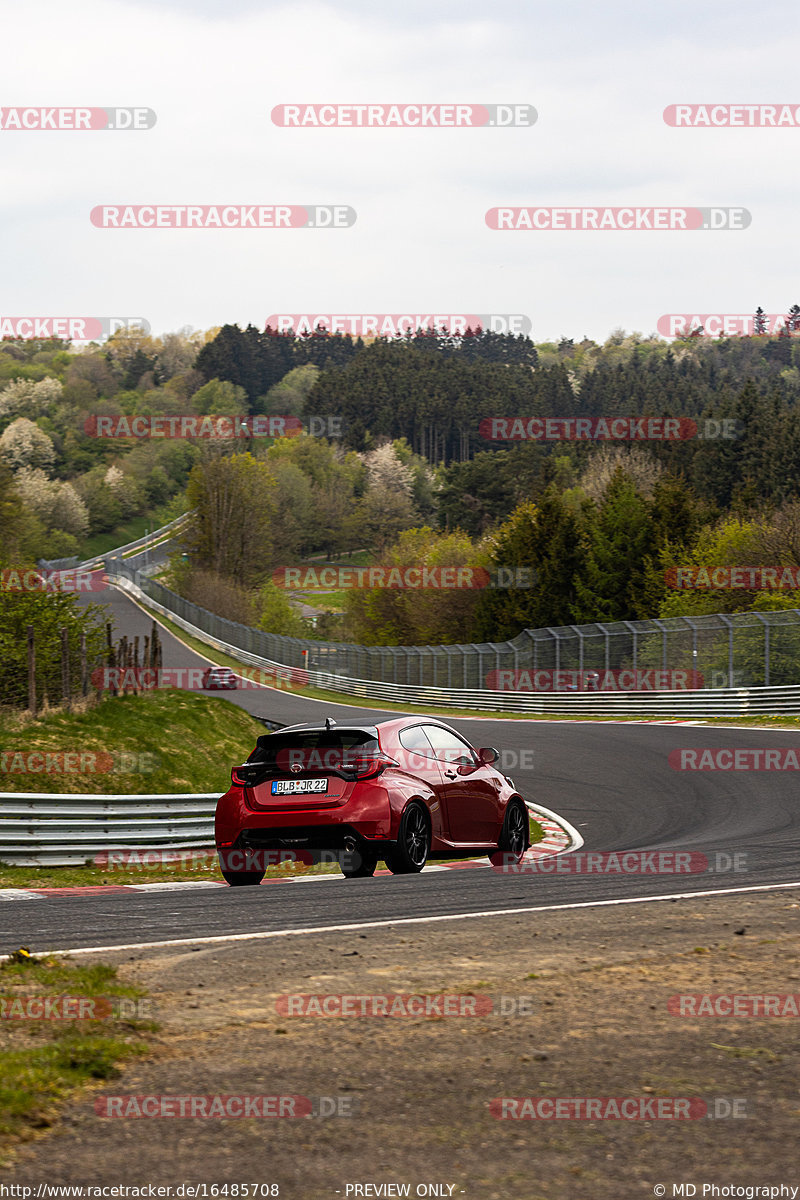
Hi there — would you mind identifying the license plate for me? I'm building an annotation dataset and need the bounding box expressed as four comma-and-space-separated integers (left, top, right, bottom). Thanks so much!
271, 778, 328, 795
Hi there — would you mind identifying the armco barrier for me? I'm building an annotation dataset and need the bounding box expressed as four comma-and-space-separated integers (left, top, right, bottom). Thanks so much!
42, 513, 190, 573
0, 792, 547, 866
91, 512, 188, 563
108, 571, 800, 717
108, 558, 800, 692
0, 792, 218, 866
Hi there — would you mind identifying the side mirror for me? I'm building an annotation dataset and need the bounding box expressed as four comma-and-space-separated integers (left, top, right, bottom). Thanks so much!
478, 746, 499, 765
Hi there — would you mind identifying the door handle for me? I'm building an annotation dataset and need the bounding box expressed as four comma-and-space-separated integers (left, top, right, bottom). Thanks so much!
444, 770, 457, 779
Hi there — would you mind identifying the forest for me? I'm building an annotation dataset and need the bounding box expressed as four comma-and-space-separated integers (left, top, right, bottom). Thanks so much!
2, 319, 800, 648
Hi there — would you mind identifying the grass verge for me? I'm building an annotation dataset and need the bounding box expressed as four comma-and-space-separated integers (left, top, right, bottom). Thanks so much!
0, 817, 544, 891
0, 953, 156, 1166
0, 690, 262, 796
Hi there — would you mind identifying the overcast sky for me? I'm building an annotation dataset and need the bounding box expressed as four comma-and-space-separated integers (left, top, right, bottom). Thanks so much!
2, 0, 799, 344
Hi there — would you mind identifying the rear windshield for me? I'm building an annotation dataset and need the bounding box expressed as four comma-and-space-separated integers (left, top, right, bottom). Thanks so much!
248, 729, 379, 773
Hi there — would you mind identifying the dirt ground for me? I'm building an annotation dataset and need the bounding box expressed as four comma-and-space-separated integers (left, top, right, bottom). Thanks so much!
6, 890, 800, 1200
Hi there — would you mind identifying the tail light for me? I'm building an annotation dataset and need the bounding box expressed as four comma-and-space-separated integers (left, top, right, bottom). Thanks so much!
230, 751, 395, 785
231, 761, 270, 787
339, 753, 396, 780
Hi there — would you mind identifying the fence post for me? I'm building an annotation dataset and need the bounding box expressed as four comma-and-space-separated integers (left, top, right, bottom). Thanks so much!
61, 627, 70, 710
27, 624, 36, 717
80, 630, 88, 697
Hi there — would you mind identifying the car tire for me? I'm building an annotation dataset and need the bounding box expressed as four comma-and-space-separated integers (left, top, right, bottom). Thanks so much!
384, 802, 430, 874
221, 869, 265, 886
340, 849, 378, 878
494, 798, 529, 863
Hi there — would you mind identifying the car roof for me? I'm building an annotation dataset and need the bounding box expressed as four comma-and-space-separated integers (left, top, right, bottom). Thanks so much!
265, 721, 379, 736
269, 716, 461, 738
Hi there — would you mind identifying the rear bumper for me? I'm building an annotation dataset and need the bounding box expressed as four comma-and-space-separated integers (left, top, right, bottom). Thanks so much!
215, 783, 393, 848
237, 824, 385, 851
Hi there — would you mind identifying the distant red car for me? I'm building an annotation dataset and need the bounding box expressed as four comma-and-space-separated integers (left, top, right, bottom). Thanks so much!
202, 667, 238, 690
215, 716, 530, 884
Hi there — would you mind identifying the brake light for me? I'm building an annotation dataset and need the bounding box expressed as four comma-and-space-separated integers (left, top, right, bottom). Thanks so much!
231, 761, 269, 786
340, 753, 396, 780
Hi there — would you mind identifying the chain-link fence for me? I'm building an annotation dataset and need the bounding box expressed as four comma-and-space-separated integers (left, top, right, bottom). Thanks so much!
109, 560, 800, 691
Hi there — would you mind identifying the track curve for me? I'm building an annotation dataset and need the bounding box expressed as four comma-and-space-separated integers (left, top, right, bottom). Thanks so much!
1, 583, 798, 955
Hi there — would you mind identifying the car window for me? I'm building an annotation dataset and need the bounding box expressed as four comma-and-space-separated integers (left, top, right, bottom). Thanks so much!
248, 730, 379, 772
423, 725, 477, 766
398, 725, 437, 760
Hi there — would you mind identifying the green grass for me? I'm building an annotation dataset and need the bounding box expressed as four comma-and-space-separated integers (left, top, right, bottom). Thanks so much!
0, 690, 261, 796
294, 588, 349, 612
78, 509, 176, 560
0, 954, 155, 1164
0, 690, 268, 888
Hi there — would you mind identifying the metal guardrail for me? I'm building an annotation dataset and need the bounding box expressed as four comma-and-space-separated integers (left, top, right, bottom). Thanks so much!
0, 790, 547, 867
116, 536, 180, 574
0, 792, 217, 865
92, 513, 188, 562
55, 514, 190, 573
38, 515, 189, 573
109, 572, 800, 716
109, 559, 800, 692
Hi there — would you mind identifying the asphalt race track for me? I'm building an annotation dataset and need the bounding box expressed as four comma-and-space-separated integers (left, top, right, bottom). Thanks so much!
2, 581, 799, 955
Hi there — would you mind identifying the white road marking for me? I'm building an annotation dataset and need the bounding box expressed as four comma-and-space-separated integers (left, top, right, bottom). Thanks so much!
9, 879, 799, 959
126, 881, 226, 891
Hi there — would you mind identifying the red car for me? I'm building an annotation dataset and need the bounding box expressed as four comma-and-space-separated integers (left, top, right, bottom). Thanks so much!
215, 716, 530, 884
202, 667, 238, 690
